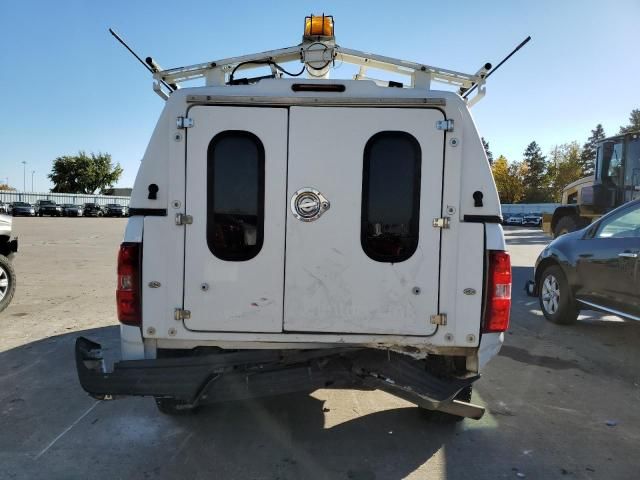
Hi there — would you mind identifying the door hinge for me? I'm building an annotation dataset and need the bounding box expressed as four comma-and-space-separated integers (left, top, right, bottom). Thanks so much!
174, 308, 191, 321
432, 217, 450, 229
175, 213, 193, 225
430, 313, 447, 325
436, 119, 454, 132
176, 116, 194, 129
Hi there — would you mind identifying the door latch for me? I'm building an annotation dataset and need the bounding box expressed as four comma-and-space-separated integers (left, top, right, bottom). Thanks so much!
436, 119, 454, 132
430, 314, 447, 325
432, 217, 450, 229
174, 308, 191, 321
176, 116, 194, 129
175, 213, 193, 225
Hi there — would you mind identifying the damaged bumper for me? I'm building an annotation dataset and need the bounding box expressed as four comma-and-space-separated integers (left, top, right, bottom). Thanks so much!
75, 337, 485, 419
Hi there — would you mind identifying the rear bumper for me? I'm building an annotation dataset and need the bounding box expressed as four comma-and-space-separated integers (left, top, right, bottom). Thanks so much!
75, 337, 483, 417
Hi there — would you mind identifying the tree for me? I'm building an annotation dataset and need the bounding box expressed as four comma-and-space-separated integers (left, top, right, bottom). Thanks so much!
580, 124, 605, 176
48, 151, 123, 194
0, 183, 16, 191
547, 143, 584, 202
619, 108, 640, 134
482, 137, 494, 164
522, 141, 551, 202
491, 155, 525, 204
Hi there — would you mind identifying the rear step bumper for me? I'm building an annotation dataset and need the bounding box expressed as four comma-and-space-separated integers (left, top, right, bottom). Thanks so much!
75, 337, 484, 419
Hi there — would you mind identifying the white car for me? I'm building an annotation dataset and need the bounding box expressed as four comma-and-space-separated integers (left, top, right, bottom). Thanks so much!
0, 214, 18, 312
75, 15, 511, 421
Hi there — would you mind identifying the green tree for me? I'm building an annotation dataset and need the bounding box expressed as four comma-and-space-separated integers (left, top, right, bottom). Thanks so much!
547, 143, 584, 202
482, 137, 494, 164
619, 108, 640, 134
48, 151, 123, 194
522, 141, 551, 202
580, 124, 605, 176
491, 155, 525, 204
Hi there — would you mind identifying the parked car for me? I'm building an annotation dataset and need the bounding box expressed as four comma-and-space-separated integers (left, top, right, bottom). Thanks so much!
528, 199, 640, 324
83, 203, 104, 217
104, 203, 125, 217
505, 215, 523, 226
0, 202, 8, 214
9, 202, 35, 217
522, 214, 542, 227
61, 204, 83, 217
0, 214, 18, 312
35, 199, 63, 217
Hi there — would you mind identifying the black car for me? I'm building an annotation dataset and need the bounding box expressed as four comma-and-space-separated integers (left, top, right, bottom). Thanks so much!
9, 202, 35, 217
528, 199, 640, 324
61, 204, 83, 217
104, 203, 125, 217
35, 199, 62, 217
83, 203, 104, 217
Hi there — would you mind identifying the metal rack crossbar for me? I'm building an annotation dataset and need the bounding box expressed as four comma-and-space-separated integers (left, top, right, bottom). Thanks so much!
151, 42, 489, 105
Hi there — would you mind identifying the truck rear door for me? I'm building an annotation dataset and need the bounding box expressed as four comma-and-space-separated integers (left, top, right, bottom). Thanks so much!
183, 107, 288, 332
284, 107, 445, 335
182, 105, 445, 336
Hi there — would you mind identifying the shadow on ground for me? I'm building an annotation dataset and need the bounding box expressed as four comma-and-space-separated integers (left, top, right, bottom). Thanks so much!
1, 326, 500, 480
503, 228, 552, 245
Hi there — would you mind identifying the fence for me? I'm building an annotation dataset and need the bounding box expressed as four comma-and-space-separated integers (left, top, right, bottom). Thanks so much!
0, 191, 130, 207
501, 203, 561, 215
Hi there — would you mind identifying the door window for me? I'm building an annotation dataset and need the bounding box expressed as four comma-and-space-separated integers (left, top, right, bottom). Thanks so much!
207, 131, 265, 261
596, 204, 640, 239
361, 131, 421, 262
624, 137, 640, 190
602, 141, 624, 186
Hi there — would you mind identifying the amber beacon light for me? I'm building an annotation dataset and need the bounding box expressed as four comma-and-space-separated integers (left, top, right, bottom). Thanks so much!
304, 14, 334, 38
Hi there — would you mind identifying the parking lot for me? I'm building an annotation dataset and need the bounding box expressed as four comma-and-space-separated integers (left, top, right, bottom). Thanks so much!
1, 218, 639, 479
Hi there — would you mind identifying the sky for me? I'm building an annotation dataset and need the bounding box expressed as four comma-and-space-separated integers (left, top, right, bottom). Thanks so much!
1, 0, 638, 191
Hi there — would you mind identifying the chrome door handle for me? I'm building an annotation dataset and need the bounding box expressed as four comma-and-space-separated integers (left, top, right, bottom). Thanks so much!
618, 252, 638, 258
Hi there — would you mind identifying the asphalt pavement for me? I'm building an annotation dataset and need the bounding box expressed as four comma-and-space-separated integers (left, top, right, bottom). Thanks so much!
0, 219, 638, 480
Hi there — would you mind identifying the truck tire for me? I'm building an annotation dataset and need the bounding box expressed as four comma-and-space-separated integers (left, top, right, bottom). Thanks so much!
553, 215, 579, 238
154, 397, 199, 415
538, 265, 578, 325
0, 255, 17, 313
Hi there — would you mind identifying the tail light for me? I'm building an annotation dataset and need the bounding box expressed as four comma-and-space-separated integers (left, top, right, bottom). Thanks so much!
483, 250, 512, 333
117, 242, 141, 326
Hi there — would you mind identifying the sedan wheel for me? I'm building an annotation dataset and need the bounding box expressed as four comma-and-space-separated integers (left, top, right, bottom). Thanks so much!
541, 275, 560, 314
538, 265, 578, 325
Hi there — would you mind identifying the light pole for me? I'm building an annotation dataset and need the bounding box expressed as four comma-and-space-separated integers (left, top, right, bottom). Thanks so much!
31, 170, 35, 192
21, 161, 26, 192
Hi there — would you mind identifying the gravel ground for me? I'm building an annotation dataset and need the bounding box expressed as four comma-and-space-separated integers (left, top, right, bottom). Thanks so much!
0, 218, 638, 479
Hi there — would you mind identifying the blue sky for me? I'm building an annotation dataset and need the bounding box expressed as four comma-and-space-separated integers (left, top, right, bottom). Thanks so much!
1, 0, 638, 191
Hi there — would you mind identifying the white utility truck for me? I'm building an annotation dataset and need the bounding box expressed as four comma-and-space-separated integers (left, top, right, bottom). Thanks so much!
76, 16, 512, 420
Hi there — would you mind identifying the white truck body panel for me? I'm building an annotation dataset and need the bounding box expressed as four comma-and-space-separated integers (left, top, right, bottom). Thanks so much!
124, 79, 503, 365
284, 107, 443, 335
184, 107, 288, 332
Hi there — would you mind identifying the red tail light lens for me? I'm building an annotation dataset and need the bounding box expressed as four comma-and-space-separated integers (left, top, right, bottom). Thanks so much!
117, 242, 141, 326
483, 250, 512, 333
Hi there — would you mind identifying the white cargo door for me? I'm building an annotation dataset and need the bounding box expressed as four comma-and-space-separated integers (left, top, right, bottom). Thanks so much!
284, 107, 445, 335
183, 107, 288, 332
